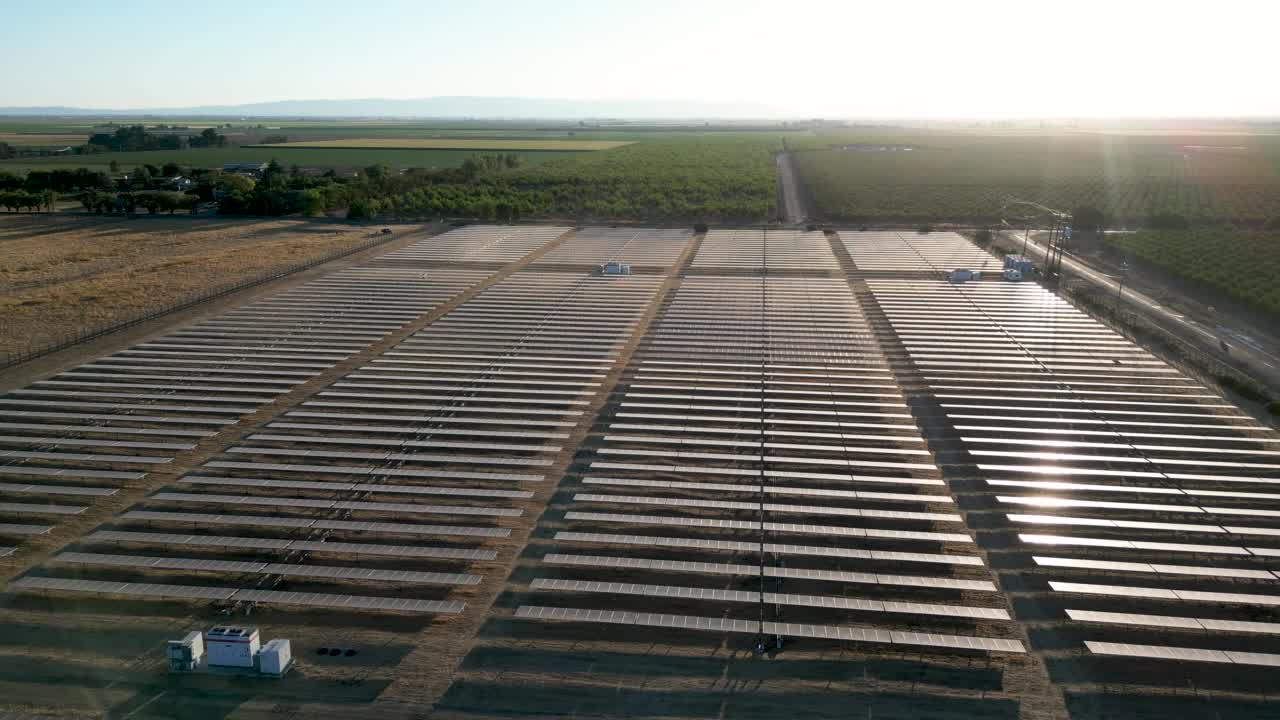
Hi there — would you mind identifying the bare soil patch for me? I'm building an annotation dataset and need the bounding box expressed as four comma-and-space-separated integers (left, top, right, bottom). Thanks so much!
0, 215, 405, 354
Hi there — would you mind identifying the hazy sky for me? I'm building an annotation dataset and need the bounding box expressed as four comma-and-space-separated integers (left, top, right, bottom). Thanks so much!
6, 0, 1277, 117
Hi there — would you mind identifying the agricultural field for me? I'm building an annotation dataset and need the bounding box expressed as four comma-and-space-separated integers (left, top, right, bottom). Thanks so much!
375, 133, 783, 221
252, 138, 634, 151
0, 117, 805, 184
0, 215, 411, 355
791, 130, 1280, 225
0, 132, 88, 147
0, 146, 583, 173
1103, 228, 1280, 317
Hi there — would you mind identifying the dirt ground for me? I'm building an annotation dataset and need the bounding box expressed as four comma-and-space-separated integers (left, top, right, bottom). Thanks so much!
0, 214, 405, 355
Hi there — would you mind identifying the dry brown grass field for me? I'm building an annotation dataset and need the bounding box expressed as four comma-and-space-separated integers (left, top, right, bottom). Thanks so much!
0, 215, 404, 354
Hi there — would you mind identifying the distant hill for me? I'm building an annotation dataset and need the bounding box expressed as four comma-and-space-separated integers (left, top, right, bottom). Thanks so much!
0, 96, 781, 119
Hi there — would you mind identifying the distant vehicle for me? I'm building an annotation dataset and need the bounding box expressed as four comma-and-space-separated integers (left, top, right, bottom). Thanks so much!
946, 269, 980, 283
380, 228, 393, 235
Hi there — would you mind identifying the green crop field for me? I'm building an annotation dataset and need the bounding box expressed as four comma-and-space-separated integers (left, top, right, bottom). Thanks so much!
251, 138, 634, 151
375, 133, 784, 221
0, 116, 805, 176
1103, 229, 1280, 317
791, 130, 1280, 225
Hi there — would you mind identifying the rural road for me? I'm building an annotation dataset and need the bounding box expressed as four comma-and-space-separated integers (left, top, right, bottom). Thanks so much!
1008, 229, 1280, 388
775, 152, 808, 225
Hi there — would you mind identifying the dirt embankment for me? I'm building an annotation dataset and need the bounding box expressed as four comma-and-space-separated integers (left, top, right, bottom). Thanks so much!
0, 215, 404, 355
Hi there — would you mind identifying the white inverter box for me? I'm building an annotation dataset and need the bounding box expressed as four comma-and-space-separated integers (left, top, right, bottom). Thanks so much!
258, 638, 292, 676
205, 626, 260, 668
166, 631, 204, 672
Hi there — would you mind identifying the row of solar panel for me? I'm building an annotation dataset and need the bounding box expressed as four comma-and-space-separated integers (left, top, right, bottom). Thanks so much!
867, 276, 1280, 669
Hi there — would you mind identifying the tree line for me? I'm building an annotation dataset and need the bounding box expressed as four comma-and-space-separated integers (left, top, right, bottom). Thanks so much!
79, 126, 228, 153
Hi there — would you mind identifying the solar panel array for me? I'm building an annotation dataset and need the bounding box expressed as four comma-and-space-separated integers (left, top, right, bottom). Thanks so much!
12, 259, 667, 616
532, 226, 691, 268
690, 229, 839, 270
0, 239, 494, 557
867, 277, 1280, 675
513, 253, 1025, 653
370, 225, 569, 265
11, 221, 1280, 715
841, 231, 1003, 272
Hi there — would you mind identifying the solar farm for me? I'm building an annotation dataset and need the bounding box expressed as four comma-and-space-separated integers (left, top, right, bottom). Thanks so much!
0, 226, 1277, 720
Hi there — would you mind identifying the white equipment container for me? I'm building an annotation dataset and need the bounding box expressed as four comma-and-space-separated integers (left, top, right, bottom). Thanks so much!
166, 631, 204, 672
205, 626, 260, 668
258, 638, 292, 676
947, 269, 979, 283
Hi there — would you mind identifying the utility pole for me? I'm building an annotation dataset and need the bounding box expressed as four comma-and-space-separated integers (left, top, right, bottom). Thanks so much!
1117, 258, 1129, 302
1045, 214, 1071, 285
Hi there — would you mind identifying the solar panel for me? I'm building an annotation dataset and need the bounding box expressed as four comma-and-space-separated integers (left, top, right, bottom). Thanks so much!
1033, 555, 1272, 579
205, 461, 543, 483
514, 605, 1023, 653
0, 450, 171, 465
224, 446, 552, 467
1067, 609, 1280, 635
549, 535, 986, 576
1085, 641, 1241, 665
563, 512, 973, 543
53, 552, 481, 585
86, 530, 496, 560
0, 422, 214, 438
287, 540, 496, 561
147, 492, 522, 517
571, 493, 959, 522
529, 577, 1008, 620
10, 576, 464, 614
590, 461, 943, 487
1050, 581, 1280, 606
120, 510, 509, 537
314, 518, 510, 538
580, 477, 950, 503
0, 523, 53, 536
10, 576, 236, 600
178, 475, 533, 499
0, 483, 117, 498
0, 502, 87, 515
90, 530, 293, 550
596, 447, 934, 472
1021, 534, 1251, 556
